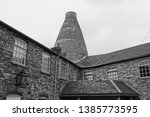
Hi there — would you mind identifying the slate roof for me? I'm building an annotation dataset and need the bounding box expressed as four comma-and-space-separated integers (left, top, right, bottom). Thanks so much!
0, 20, 79, 68
77, 42, 150, 68
113, 80, 139, 96
60, 80, 139, 97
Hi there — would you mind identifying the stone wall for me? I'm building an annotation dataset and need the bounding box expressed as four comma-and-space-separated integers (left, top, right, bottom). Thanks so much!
0, 24, 79, 100
81, 57, 150, 99
54, 58, 79, 100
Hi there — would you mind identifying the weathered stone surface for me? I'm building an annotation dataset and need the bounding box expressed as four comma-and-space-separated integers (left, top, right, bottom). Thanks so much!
0, 24, 79, 100
55, 11, 88, 63
81, 57, 150, 99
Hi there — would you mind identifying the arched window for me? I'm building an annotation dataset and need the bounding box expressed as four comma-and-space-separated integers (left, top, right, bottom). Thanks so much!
39, 93, 49, 100
6, 94, 21, 100
139, 59, 150, 78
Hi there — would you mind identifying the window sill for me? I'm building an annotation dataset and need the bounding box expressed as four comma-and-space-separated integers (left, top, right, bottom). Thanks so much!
140, 77, 150, 79
11, 61, 27, 68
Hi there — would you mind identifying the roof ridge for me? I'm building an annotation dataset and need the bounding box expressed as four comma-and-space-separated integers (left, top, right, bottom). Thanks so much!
78, 41, 150, 68
109, 79, 122, 93
75, 56, 88, 63
93, 54, 106, 66
87, 54, 106, 58
87, 42, 150, 58
122, 81, 140, 95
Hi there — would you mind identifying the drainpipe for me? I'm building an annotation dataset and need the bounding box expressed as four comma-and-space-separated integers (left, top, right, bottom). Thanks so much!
53, 56, 59, 100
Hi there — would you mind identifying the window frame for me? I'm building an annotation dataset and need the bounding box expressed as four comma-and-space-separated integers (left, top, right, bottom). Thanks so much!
41, 52, 50, 74
107, 66, 118, 79
12, 38, 27, 66
138, 59, 150, 78
83, 70, 93, 80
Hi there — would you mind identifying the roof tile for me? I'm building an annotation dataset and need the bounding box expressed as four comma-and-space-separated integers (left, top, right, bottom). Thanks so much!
60, 80, 139, 97
77, 42, 150, 67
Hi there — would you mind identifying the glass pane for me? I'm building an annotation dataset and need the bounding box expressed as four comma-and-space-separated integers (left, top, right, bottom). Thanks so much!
42, 53, 50, 72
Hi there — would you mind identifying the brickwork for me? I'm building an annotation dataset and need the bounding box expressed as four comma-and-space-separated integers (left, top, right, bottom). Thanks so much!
81, 57, 150, 99
0, 24, 79, 100
55, 11, 88, 63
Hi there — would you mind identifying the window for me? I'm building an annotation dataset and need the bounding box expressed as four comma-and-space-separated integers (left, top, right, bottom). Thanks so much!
6, 94, 21, 100
60, 61, 67, 79
84, 71, 93, 80
42, 53, 50, 73
139, 60, 150, 78
12, 38, 27, 65
107, 67, 117, 79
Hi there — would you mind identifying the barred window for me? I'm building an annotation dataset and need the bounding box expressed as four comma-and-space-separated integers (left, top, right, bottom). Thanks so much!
84, 71, 93, 80
107, 67, 117, 79
139, 60, 150, 78
12, 38, 27, 65
42, 53, 50, 73
60, 61, 67, 79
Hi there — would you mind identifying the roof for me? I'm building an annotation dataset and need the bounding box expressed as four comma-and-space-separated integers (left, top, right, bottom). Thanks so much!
0, 20, 79, 68
60, 80, 139, 97
77, 42, 150, 68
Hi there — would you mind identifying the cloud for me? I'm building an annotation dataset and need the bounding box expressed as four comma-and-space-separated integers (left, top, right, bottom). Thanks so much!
84, 0, 123, 5
79, 0, 150, 55
1, 0, 150, 55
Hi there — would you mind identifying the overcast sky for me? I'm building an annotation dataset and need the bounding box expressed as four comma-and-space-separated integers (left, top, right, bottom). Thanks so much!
1, 0, 150, 56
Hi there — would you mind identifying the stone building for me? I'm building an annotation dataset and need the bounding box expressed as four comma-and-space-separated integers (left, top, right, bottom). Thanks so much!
0, 20, 80, 100
0, 11, 150, 100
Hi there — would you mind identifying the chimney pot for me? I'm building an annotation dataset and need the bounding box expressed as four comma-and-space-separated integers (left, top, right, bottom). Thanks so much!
66, 11, 76, 18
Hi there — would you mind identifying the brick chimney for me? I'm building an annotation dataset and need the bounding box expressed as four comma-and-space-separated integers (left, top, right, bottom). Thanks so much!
51, 43, 62, 55
54, 11, 88, 63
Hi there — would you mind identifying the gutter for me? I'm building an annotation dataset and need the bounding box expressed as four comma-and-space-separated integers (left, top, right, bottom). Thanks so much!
53, 56, 59, 100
